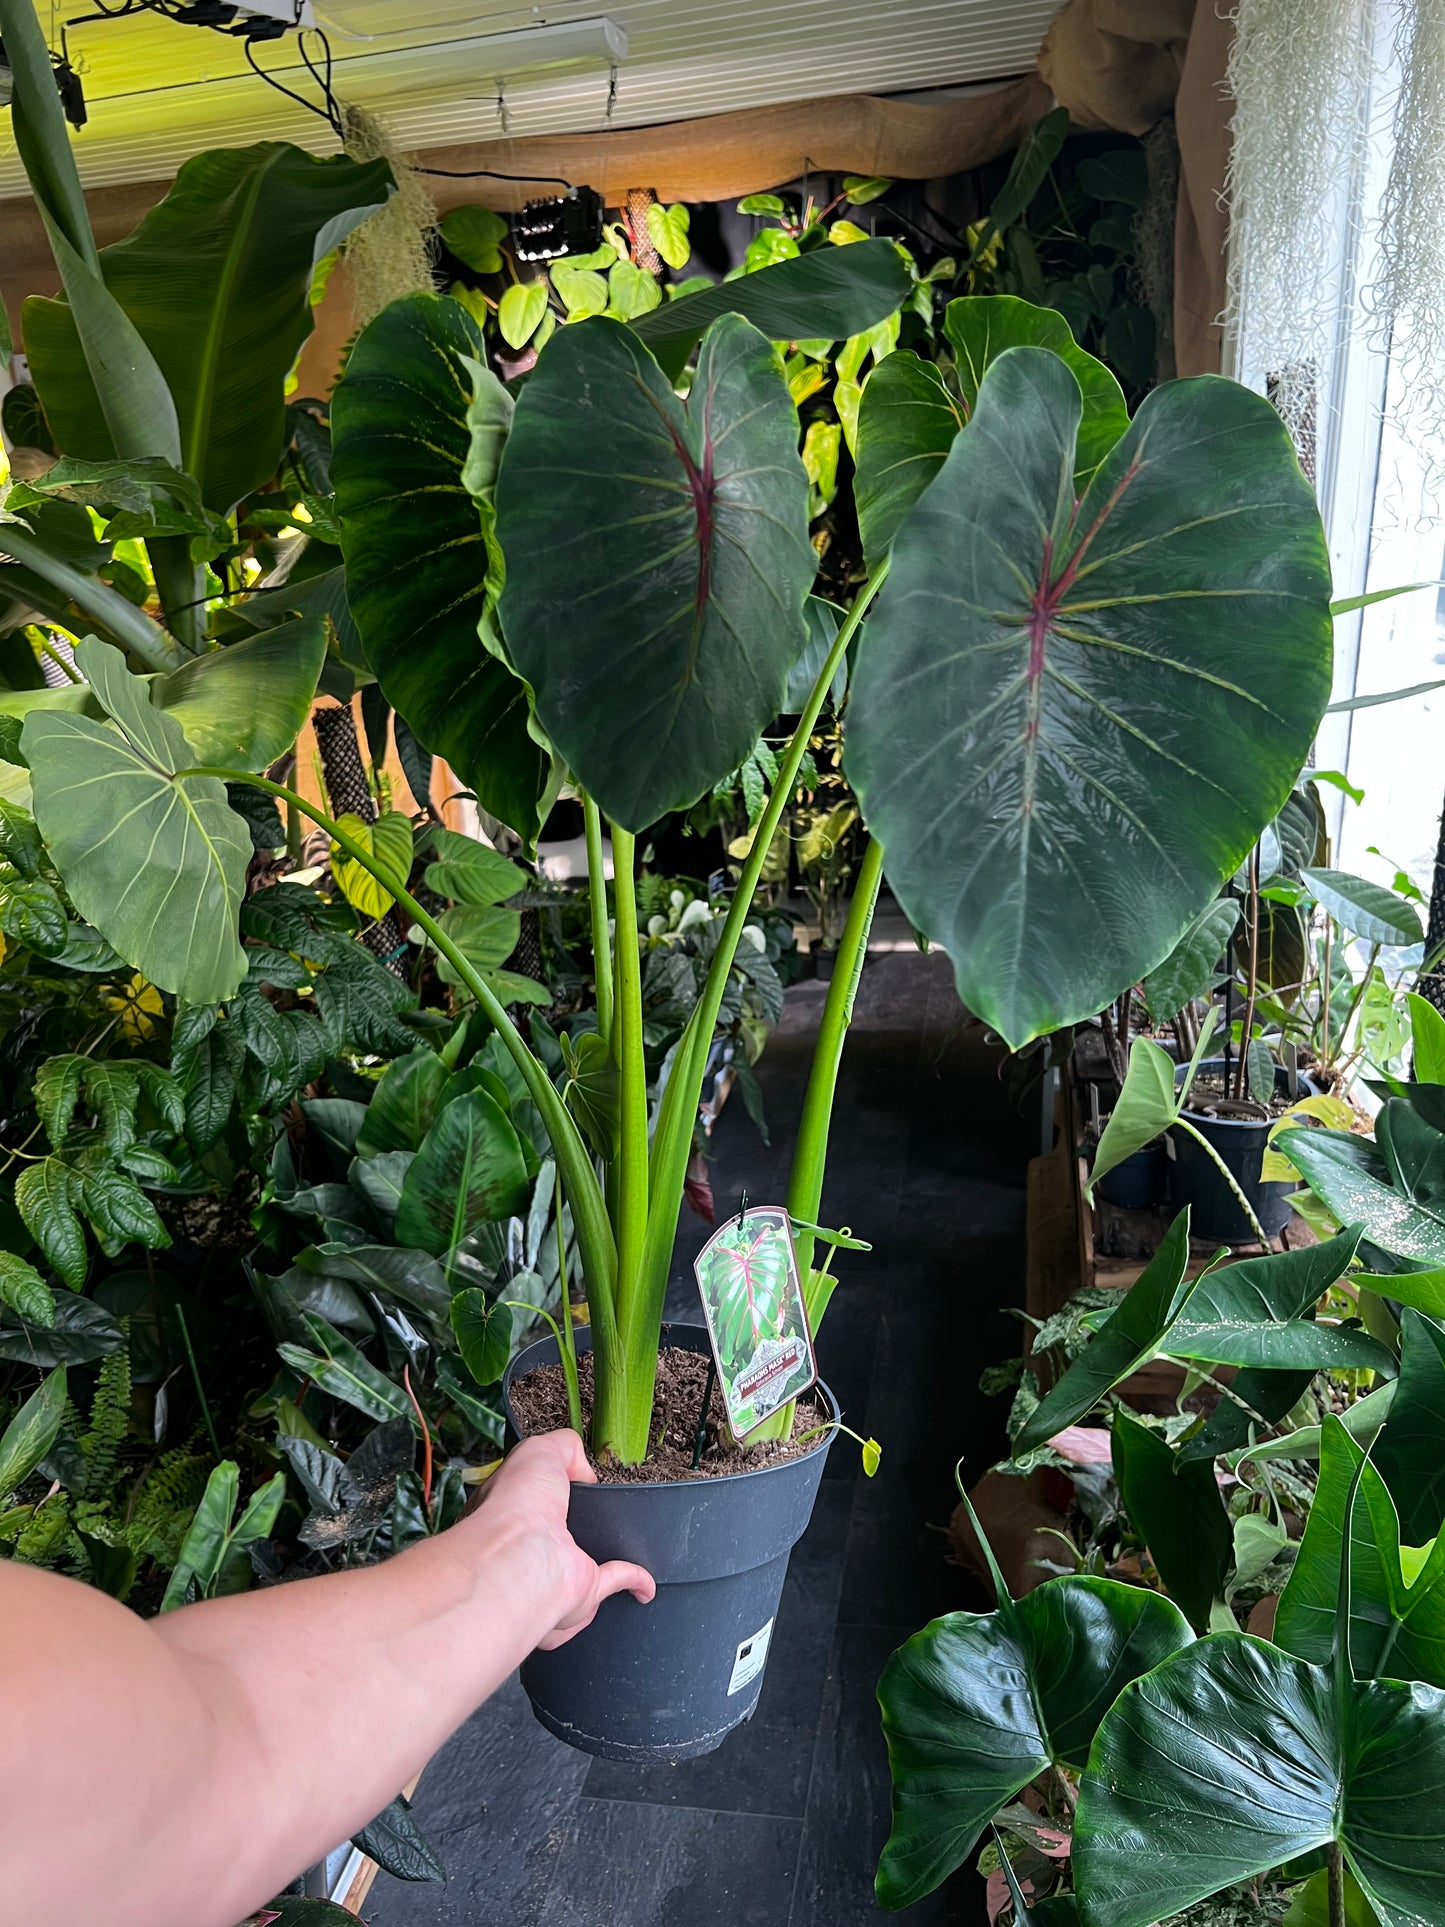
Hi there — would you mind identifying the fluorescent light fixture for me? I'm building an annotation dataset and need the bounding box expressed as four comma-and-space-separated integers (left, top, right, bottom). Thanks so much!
319, 16, 627, 92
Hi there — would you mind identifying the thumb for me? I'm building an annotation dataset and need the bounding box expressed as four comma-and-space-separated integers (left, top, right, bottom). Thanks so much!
596, 1559, 656, 1607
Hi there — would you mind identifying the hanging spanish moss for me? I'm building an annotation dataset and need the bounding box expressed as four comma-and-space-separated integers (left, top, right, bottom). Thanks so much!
339, 102, 438, 328
1373, 1, 1445, 465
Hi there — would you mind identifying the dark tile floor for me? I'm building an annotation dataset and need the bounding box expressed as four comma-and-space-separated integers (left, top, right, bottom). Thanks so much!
366, 948, 1031, 1927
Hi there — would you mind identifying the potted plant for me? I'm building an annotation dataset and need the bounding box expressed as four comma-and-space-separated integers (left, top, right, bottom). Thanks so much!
1, 0, 1336, 1758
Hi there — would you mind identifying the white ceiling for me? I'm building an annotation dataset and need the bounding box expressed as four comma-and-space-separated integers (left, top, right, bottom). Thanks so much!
0, 0, 1056, 198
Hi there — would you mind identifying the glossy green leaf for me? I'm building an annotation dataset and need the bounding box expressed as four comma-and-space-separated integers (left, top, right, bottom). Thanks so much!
440, 205, 508, 274
647, 201, 691, 270
330, 809, 413, 920
1301, 868, 1423, 947
15, 1158, 87, 1290
1283, 1865, 1381, 1926
1111, 1408, 1231, 1631
1373, 1310, 1445, 1546
276, 1313, 411, 1425
1088, 1037, 1178, 1199
0, 1288, 124, 1367
497, 279, 549, 348
25, 143, 391, 512
853, 354, 964, 567
351, 1793, 445, 1884
560, 1029, 619, 1160
1013, 1210, 1193, 1453
356, 1048, 450, 1157
331, 293, 552, 842
496, 314, 815, 831
1283, 1115, 1445, 1270
1164, 1225, 1390, 1371
23, 638, 249, 1003
152, 619, 326, 770
296, 1244, 452, 1328
1276, 1415, 1445, 1687
395, 1088, 530, 1258
450, 1287, 513, 1387
1074, 1632, 1445, 1927
0, 1366, 66, 1497
847, 350, 1332, 1050
629, 236, 911, 379
0, 1252, 52, 1328
1141, 897, 1239, 1019
783, 597, 849, 713
1408, 994, 1445, 1085
423, 828, 527, 906
875, 1575, 1192, 1909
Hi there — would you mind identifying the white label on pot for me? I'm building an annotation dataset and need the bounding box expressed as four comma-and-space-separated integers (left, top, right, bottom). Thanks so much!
728, 1617, 774, 1695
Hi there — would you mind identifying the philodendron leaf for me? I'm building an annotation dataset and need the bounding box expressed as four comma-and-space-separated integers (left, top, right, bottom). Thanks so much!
332, 293, 553, 843
423, 827, 527, 907
847, 348, 1333, 1050
1164, 1223, 1389, 1372
0, 1366, 66, 1497
1088, 1036, 1177, 1200
1300, 867, 1423, 947
1141, 896, 1239, 1020
1111, 1409, 1231, 1633
1073, 1633, 1445, 1927
23, 637, 249, 1003
450, 1287, 512, 1387
875, 1575, 1192, 1910
495, 313, 816, 832
395, 1089, 530, 1258
1013, 1209, 1194, 1453
330, 810, 413, 920
1276, 1414, 1445, 1687
1281, 1115, 1445, 1269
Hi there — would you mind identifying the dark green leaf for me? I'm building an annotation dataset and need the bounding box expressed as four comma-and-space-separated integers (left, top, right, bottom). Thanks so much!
16, 1158, 87, 1290
496, 314, 815, 832
1301, 868, 1423, 946
783, 597, 849, 713
876, 1574, 1192, 1909
1141, 897, 1239, 1019
0, 1366, 66, 1496
1111, 1408, 1232, 1631
0, 1289, 124, 1366
1373, 1310, 1445, 1545
1283, 1121, 1445, 1269
356, 1048, 450, 1157
0, 873, 68, 952
984, 109, 1070, 235
847, 349, 1333, 1050
853, 353, 964, 568
352, 1794, 445, 1883
1165, 1225, 1391, 1372
153, 619, 326, 770
276, 1313, 411, 1425
560, 1029, 619, 1160
395, 1089, 530, 1257
0, 1251, 53, 1327
450, 1287, 512, 1387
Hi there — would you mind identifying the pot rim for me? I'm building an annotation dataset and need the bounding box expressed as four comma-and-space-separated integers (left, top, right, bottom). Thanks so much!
1174, 1056, 1319, 1131
502, 1320, 839, 1493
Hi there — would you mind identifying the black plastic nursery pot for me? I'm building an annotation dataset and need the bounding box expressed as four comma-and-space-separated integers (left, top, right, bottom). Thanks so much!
1171, 1057, 1317, 1243
1095, 1139, 1169, 1210
501, 1321, 836, 1763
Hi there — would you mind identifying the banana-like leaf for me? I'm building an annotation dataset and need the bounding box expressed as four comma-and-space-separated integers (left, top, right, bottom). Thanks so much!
847, 349, 1333, 1050
331, 293, 552, 843
25, 143, 392, 512
152, 618, 327, 769
1276, 1415, 1445, 1687
875, 1575, 1192, 1910
1074, 1632, 1445, 1927
22, 638, 248, 1003
497, 314, 815, 831
395, 1089, 531, 1258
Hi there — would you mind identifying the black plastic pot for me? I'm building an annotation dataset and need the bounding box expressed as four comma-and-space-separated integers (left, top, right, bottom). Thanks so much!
1171, 1058, 1317, 1244
501, 1321, 835, 1763
1095, 1139, 1169, 1210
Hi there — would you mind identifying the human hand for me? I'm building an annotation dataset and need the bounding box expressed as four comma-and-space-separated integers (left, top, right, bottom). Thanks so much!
476, 1430, 654, 1650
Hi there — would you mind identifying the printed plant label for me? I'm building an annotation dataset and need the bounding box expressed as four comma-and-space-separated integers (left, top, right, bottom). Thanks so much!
693, 1205, 817, 1436
728, 1617, 775, 1695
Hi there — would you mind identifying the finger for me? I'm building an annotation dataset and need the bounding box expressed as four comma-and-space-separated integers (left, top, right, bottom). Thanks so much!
595, 1559, 656, 1606
551, 1426, 596, 1486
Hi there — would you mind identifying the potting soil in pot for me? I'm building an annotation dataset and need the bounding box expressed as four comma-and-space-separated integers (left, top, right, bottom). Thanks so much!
509, 1346, 827, 1482
1184, 1072, 1305, 1121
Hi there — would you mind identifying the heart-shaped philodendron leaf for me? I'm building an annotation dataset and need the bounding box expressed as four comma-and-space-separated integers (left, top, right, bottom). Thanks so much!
1276, 1414, 1445, 1689
23, 637, 249, 1003
846, 347, 1333, 1050
875, 1574, 1192, 1910
853, 296, 1129, 567
331, 293, 554, 845
495, 312, 817, 833
1074, 1631, 1445, 1927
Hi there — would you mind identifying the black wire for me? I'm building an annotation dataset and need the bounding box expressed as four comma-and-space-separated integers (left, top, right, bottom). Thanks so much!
418, 165, 573, 188
243, 31, 338, 136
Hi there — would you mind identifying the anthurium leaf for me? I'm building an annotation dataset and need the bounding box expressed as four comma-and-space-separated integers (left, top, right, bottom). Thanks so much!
152, 619, 326, 770
15, 1158, 87, 1290
1372, 1310, 1445, 1546
847, 349, 1332, 1051
395, 1089, 530, 1258
1073, 1632, 1445, 1927
496, 313, 815, 831
875, 1575, 1192, 1909
1013, 1210, 1193, 1454
450, 1286, 512, 1387
1111, 1408, 1232, 1632
424, 828, 527, 906
351, 1793, 445, 1883
560, 1029, 619, 1160
1301, 868, 1423, 947
23, 637, 249, 1003
1088, 1037, 1178, 1200
1276, 1414, 1445, 1687
853, 353, 964, 568
1141, 897, 1239, 1020
330, 809, 413, 920
1164, 1224, 1389, 1371
0, 1288, 124, 1366
300, 1243, 452, 1327
630, 235, 911, 380
25, 143, 392, 513
331, 293, 552, 843
0, 1252, 53, 1327
1282, 1120, 1445, 1269
356, 1048, 450, 1157
276, 1312, 411, 1424
0, 1365, 66, 1496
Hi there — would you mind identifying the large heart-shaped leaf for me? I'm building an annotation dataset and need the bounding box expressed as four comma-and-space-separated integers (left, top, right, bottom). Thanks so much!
1074, 1632, 1445, 1927
25, 143, 392, 512
847, 349, 1333, 1049
152, 619, 326, 770
395, 1088, 530, 1258
331, 293, 552, 842
1014, 1209, 1193, 1453
22, 637, 248, 1002
1276, 1415, 1445, 1687
1282, 1119, 1445, 1269
495, 313, 816, 832
876, 1575, 1192, 1910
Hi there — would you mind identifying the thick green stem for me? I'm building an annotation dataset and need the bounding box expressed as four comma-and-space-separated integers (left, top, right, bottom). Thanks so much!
187, 768, 618, 1356
787, 833, 884, 1286
603, 823, 651, 1458
637, 560, 891, 1346
1174, 1115, 1272, 1248
553, 1168, 583, 1436
582, 793, 614, 1050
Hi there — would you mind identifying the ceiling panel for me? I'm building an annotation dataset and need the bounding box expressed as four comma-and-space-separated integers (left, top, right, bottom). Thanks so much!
0, 0, 1054, 198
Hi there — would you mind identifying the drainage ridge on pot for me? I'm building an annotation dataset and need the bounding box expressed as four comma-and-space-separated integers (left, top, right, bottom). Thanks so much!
1171, 1056, 1319, 1244
502, 1320, 837, 1763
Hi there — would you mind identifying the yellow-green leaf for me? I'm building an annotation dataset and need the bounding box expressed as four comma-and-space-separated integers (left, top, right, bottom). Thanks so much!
331, 810, 413, 919
497, 280, 549, 349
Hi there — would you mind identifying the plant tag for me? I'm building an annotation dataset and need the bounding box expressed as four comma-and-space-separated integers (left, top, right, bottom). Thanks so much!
728, 1616, 774, 1695
693, 1205, 818, 1437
